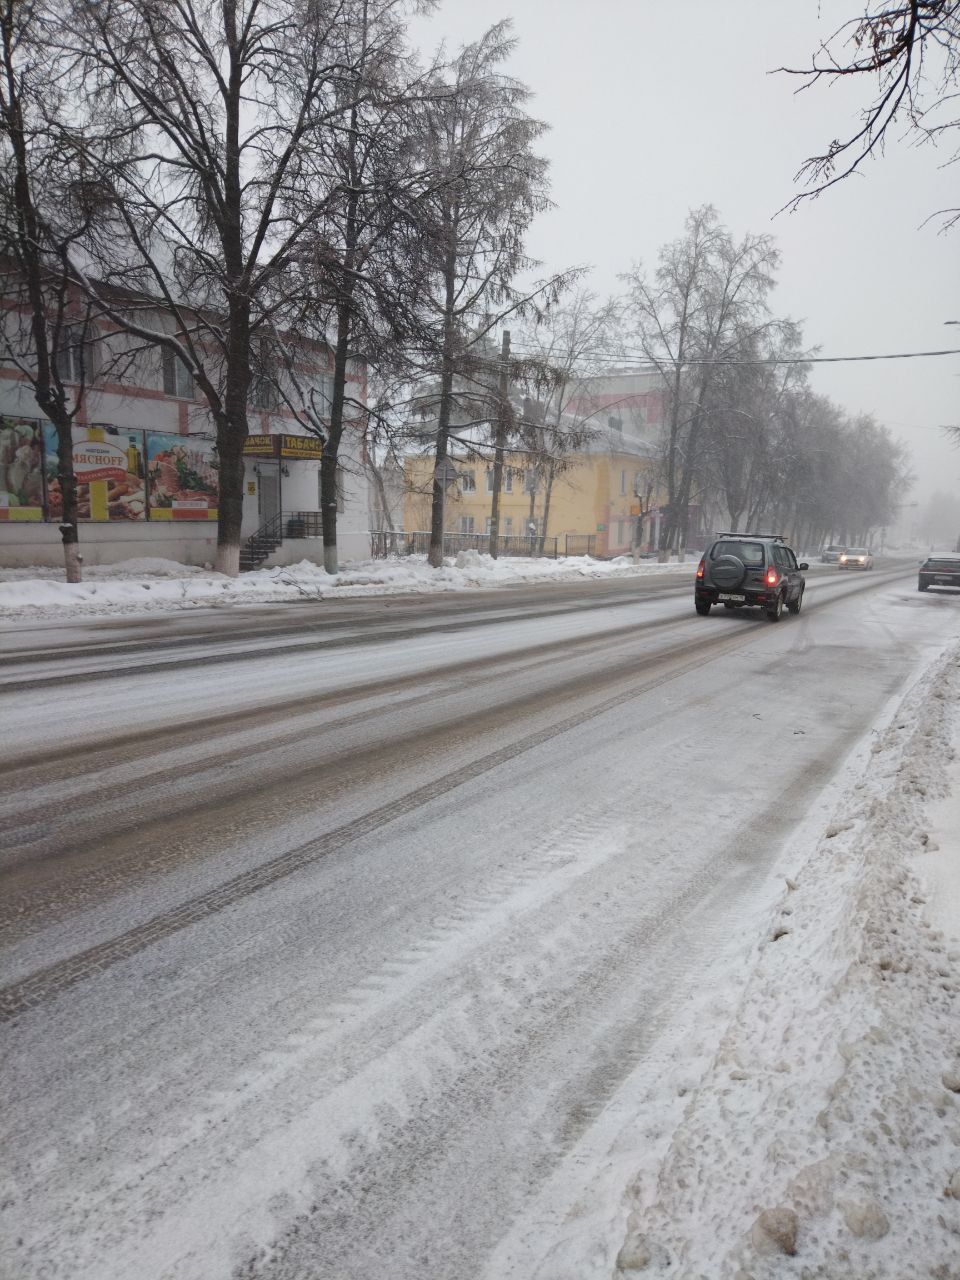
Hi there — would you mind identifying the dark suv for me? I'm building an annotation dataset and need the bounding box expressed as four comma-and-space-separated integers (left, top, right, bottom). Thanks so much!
695, 534, 808, 622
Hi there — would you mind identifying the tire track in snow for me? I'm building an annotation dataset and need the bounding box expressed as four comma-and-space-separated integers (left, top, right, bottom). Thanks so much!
0, 583, 691, 691
0, 626, 749, 1022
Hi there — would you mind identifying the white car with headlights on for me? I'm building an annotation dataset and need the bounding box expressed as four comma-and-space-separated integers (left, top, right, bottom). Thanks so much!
838, 548, 874, 570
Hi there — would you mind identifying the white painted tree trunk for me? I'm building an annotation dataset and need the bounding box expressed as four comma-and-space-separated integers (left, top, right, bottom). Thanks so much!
216, 544, 240, 576
63, 543, 82, 584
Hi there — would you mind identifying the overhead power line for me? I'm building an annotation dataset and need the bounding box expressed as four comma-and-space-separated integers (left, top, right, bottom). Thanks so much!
508, 346, 960, 368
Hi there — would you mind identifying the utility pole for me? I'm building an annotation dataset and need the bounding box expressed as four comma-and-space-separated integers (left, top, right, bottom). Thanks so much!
487, 330, 510, 558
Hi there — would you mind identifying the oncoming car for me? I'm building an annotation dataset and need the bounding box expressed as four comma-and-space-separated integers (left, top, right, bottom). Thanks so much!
821, 544, 846, 563
918, 555, 960, 593
838, 548, 874, 570
695, 533, 808, 622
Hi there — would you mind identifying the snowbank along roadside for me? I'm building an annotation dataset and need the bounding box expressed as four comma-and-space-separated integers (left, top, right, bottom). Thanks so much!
559, 641, 960, 1279
0, 552, 694, 621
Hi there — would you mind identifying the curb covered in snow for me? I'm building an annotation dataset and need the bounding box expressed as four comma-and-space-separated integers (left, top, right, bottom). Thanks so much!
0, 552, 694, 621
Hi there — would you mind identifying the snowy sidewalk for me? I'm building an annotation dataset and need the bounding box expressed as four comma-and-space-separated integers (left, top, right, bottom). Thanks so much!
0, 553, 694, 622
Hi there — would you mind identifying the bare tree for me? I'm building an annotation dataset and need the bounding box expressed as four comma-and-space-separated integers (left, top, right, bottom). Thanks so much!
275, 0, 441, 572
513, 289, 618, 551
413, 22, 572, 567
49, 0, 382, 574
622, 206, 780, 557
781, 1, 960, 227
699, 322, 807, 532
0, 0, 97, 580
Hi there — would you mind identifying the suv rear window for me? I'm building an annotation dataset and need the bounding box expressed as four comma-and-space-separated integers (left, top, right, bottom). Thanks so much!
711, 541, 765, 566
923, 558, 960, 571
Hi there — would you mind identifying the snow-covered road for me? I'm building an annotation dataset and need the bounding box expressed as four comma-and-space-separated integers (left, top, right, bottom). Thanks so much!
2, 564, 959, 1279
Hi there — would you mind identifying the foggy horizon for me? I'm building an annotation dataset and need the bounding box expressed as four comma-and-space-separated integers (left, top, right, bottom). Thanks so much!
412, 0, 960, 520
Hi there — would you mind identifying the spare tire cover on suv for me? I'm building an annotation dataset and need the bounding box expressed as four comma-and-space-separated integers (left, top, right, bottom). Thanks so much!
709, 554, 747, 590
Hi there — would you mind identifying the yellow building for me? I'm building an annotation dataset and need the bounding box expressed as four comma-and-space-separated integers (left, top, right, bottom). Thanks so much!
403, 443, 662, 557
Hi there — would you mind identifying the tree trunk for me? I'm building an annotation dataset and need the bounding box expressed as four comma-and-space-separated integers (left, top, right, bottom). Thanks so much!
487, 331, 510, 558
214, 309, 250, 578
367, 457, 395, 536
428, 356, 455, 568
428, 222, 458, 569
539, 462, 555, 555
215, 15, 251, 576
319, 65, 364, 575
321, 300, 353, 574
55, 431, 81, 583
215, 423, 244, 576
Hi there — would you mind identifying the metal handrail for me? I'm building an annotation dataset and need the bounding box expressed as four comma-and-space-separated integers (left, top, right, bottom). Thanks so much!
241, 509, 323, 568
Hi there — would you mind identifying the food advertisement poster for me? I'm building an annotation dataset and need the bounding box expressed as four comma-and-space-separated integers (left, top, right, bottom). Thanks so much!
0, 417, 44, 521
146, 432, 218, 520
43, 424, 147, 521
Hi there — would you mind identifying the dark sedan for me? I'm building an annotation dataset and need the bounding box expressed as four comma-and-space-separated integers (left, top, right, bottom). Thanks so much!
918, 555, 960, 592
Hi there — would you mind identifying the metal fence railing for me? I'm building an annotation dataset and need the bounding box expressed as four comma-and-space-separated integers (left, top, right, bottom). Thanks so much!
564, 534, 596, 557
369, 530, 560, 560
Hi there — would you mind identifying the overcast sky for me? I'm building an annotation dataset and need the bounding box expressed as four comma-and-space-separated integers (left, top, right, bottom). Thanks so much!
411, 0, 960, 509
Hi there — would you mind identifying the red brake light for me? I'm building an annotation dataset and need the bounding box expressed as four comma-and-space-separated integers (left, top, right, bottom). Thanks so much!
696, 557, 705, 579
765, 567, 779, 587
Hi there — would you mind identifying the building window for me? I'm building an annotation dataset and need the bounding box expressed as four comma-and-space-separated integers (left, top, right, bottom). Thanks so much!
608, 415, 622, 433
316, 373, 334, 419
634, 471, 644, 497
485, 468, 513, 494
503, 517, 513, 534
247, 338, 280, 411
55, 324, 97, 384
459, 469, 476, 493
485, 516, 494, 534
252, 376, 278, 411
161, 347, 194, 399
620, 469, 627, 495
459, 515, 475, 534
483, 468, 514, 491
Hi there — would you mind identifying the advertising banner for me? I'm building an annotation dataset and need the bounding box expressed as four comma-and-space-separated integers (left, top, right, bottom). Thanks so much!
43, 424, 147, 521
243, 434, 278, 458
279, 433, 323, 460
0, 418, 44, 521
146, 432, 218, 520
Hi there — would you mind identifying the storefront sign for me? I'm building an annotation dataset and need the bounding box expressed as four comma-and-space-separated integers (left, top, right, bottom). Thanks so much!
146, 432, 218, 521
0, 418, 44, 521
243, 434, 278, 457
43, 424, 147, 522
280, 433, 323, 459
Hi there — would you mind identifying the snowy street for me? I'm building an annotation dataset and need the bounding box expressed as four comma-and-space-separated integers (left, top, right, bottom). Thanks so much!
2, 560, 960, 1278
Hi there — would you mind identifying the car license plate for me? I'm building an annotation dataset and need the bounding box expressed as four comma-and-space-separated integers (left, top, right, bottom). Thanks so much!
718, 593, 745, 602
936, 576, 955, 583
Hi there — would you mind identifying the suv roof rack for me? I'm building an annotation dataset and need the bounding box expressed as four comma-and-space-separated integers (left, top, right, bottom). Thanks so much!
716, 531, 786, 541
